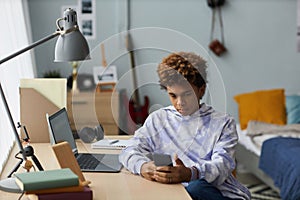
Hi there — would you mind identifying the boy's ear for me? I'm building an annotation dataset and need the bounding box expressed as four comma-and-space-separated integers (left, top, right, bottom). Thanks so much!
199, 84, 206, 98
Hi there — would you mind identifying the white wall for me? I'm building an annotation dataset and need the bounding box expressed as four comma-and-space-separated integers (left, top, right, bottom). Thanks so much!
27, 0, 300, 120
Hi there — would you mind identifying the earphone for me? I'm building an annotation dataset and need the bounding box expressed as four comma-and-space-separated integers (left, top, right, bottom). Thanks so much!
78, 124, 104, 143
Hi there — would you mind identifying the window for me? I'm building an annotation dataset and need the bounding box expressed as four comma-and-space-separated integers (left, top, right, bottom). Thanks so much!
0, 0, 34, 173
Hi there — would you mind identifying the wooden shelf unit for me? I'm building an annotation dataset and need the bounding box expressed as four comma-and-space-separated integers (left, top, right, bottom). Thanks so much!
67, 92, 119, 135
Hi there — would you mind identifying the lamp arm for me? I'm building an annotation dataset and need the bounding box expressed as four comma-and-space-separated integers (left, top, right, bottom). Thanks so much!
0, 83, 25, 160
0, 31, 60, 65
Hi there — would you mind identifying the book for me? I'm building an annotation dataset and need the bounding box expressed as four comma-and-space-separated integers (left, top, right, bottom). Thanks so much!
25, 184, 84, 195
91, 139, 134, 149
14, 168, 79, 191
26, 186, 93, 200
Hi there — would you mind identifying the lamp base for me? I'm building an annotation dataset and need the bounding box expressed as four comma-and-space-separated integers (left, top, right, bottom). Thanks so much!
0, 177, 22, 193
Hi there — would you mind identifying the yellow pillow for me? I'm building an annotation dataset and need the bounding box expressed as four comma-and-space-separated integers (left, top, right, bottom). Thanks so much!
234, 89, 286, 130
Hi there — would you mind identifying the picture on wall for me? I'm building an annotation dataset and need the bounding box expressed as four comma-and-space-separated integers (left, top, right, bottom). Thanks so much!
81, 0, 93, 14
78, 0, 96, 40
93, 66, 118, 84
82, 19, 93, 36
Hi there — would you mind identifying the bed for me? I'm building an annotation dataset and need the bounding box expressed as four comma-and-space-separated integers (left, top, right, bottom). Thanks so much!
235, 124, 280, 192
233, 88, 300, 199
235, 122, 300, 199
259, 137, 300, 200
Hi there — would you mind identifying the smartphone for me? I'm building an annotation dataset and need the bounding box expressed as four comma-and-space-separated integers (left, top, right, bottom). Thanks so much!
152, 153, 173, 167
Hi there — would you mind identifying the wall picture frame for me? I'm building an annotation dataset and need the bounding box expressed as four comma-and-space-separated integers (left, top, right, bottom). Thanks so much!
77, 0, 96, 40
93, 66, 118, 84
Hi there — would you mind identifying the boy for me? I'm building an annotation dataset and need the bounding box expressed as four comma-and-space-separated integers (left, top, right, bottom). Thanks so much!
119, 52, 250, 200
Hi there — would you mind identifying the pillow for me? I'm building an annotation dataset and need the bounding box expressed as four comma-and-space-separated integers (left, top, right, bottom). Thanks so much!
234, 88, 286, 130
286, 95, 300, 124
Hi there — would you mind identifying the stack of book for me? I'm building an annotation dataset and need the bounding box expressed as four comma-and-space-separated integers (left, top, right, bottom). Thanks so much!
13, 168, 93, 200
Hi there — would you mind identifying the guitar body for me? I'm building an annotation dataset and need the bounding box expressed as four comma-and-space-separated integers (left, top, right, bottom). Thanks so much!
129, 96, 149, 126
120, 92, 149, 135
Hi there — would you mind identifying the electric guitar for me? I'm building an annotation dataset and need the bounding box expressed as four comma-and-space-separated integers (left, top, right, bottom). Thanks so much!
126, 32, 149, 131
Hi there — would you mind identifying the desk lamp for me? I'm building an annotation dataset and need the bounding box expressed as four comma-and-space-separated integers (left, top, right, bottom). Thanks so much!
0, 8, 90, 193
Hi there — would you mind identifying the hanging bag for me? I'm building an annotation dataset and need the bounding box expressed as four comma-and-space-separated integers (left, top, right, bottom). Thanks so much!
208, 0, 227, 56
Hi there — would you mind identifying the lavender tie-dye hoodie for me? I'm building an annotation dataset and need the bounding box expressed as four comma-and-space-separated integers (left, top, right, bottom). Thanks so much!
120, 103, 250, 200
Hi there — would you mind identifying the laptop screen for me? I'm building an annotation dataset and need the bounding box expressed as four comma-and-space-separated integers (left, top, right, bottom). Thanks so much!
48, 108, 77, 152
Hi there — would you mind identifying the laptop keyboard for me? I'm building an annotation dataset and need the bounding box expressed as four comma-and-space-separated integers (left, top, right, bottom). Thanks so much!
77, 154, 100, 169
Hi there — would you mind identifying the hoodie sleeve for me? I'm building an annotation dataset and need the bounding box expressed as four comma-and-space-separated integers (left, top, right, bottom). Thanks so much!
119, 112, 162, 174
197, 117, 238, 185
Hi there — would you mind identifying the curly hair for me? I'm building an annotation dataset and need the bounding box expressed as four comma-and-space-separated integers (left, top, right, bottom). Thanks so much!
157, 52, 208, 90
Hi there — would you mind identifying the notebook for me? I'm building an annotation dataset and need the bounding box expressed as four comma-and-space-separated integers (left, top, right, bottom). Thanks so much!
47, 108, 122, 173
91, 139, 134, 149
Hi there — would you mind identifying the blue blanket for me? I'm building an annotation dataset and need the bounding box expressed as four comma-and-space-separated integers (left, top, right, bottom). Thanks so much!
259, 137, 300, 200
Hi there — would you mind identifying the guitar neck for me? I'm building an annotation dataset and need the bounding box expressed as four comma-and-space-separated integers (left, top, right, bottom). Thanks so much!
126, 33, 140, 107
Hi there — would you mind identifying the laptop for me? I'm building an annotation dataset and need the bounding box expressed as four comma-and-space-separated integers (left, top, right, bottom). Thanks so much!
47, 107, 122, 173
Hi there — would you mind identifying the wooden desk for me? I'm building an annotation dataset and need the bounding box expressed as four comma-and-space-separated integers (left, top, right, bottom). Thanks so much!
0, 138, 191, 200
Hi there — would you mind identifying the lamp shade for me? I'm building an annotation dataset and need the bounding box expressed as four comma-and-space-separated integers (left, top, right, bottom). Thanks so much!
54, 8, 90, 62
55, 31, 90, 62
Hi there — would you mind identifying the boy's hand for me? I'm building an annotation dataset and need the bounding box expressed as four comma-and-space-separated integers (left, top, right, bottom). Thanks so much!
140, 161, 156, 181
154, 154, 191, 184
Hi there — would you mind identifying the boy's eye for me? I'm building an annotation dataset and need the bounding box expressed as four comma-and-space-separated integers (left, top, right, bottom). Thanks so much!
184, 92, 192, 97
